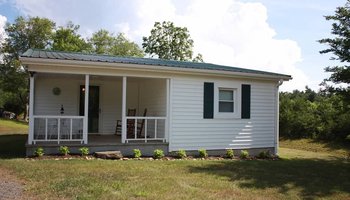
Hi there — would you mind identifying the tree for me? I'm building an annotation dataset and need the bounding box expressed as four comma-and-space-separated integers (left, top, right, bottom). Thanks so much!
52, 22, 91, 52
142, 21, 203, 61
0, 16, 55, 118
89, 29, 114, 54
1, 16, 55, 59
89, 29, 144, 57
319, 0, 350, 93
111, 33, 144, 57
0, 17, 145, 118
192, 53, 204, 62
279, 88, 350, 141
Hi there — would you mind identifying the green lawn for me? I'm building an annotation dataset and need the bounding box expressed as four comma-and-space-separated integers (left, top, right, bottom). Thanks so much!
0, 118, 28, 134
0, 119, 349, 199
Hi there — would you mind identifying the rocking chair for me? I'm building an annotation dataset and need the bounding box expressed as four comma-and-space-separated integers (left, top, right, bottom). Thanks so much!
127, 108, 147, 139
115, 108, 136, 135
136, 108, 147, 137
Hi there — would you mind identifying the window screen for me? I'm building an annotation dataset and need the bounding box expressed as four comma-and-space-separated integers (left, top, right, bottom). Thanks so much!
219, 89, 234, 112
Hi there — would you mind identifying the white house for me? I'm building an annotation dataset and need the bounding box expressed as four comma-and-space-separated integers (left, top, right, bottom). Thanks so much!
20, 49, 291, 156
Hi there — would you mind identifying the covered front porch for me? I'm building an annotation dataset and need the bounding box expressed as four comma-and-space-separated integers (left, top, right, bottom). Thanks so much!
28, 72, 170, 148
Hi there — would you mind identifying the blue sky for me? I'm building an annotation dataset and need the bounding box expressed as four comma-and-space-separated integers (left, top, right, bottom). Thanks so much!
245, 0, 344, 90
0, 0, 346, 91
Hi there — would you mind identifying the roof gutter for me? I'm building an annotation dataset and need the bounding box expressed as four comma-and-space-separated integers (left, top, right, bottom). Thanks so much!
274, 79, 284, 155
277, 79, 284, 87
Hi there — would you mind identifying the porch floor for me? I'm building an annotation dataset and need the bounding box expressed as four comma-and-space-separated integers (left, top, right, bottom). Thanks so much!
29, 134, 166, 146
89, 134, 121, 145
26, 134, 169, 156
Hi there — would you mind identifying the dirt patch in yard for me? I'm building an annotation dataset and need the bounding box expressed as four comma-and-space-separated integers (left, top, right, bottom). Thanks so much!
0, 167, 36, 200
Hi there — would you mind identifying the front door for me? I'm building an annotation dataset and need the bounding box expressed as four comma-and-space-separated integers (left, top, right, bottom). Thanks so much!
80, 85, 100, 133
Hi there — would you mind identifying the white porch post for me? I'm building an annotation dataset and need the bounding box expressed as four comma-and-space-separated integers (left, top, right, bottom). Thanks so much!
121, 76, 127, 143
165, 78, 171, 142
83, 74, 89, 144
28, 73, 35, 144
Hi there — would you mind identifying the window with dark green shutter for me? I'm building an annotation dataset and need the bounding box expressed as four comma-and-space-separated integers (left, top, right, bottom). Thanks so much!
203, 82, 214, 119
241, 84, 251, 119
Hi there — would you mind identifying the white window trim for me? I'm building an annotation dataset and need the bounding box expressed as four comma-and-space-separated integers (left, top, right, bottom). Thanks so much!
214, 82, 241, 119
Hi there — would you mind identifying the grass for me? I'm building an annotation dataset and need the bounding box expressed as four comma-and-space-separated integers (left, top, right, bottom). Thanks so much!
0, 119, 349, 199
0, 153, 349, 199
0, 118, 28, 134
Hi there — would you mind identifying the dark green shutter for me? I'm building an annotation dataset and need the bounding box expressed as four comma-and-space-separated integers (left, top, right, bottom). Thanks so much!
203, 82, 214, 119
241, 84, 251, 119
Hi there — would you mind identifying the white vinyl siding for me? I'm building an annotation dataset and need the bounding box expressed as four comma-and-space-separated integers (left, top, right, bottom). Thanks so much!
139, 79, 166, 117
34, 76, 82, 116
139, 78, 167, 138
169, 77, 276, 151
99, 78, 122, 134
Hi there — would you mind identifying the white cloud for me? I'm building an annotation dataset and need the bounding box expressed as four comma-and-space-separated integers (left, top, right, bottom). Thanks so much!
114, 22, 130, 35
0, 14, 7, 64
13, 0, 309, 91
0, 15, 7, 47
129, 0, 307, 91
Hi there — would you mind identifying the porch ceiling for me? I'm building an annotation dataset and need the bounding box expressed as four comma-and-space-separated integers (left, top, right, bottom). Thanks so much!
36, 72, 166, 82
37, 73, 84, 79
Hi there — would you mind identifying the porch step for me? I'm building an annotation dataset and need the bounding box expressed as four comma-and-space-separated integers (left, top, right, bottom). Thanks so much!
94, 151, 123, 159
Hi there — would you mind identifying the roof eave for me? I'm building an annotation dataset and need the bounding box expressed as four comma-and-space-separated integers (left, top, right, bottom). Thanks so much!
19, 56, 292, 81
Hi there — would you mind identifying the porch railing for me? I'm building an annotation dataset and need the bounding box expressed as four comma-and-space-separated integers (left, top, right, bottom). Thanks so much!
33, 115, 85, 144
125, 116, 166, 143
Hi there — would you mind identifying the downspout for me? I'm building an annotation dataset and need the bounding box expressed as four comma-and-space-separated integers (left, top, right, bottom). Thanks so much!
275, 79, 283, 155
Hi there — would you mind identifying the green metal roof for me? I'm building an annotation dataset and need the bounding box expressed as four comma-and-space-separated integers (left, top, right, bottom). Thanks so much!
21, 49, 291, 79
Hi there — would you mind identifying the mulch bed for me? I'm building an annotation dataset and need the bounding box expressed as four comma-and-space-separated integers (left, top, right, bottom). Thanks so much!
25, 154, 279, 161
26, 154, 94, 161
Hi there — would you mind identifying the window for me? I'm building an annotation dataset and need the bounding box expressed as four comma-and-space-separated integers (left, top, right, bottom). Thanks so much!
219, 89, 234, 112
213, 83, 241, 119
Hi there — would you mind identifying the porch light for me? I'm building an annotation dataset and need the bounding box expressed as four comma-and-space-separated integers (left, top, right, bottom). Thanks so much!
82, 87, 85, 92
60, 105, 64, 114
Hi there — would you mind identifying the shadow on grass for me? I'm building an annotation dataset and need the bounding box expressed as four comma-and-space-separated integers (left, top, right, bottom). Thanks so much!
311, 139, 350, 152
280, 137, 350, 152
0, 134, 26, 158
189, 158, 350, 199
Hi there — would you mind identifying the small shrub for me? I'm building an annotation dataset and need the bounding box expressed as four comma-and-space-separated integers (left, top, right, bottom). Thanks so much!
79, 147, 89, 156
240, 150, 249, 159
176, 149, 187, 159
153, 149, 164, 159
346, 134, 350, 141
257, 150, 270, 159
59, 146, 70, 156
226, 149, 234, 159
133, 149, 142, 158
198, 149, 208, 158
34, 147, 44, 157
